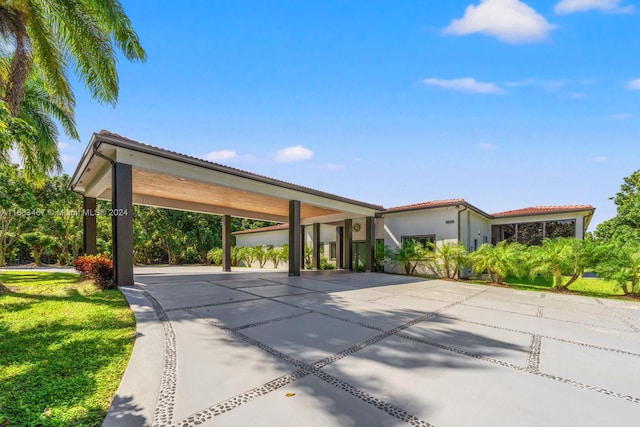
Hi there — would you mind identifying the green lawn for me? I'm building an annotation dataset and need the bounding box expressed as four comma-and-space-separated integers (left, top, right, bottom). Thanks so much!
0, 271, 135, 426
500, 275, 627, 299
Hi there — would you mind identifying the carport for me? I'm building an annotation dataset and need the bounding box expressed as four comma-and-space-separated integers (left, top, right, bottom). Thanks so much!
69, 131, 383, 285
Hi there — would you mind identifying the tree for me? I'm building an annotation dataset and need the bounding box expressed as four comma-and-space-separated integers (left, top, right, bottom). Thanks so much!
528, 238, 572, 289
469, 241, 525, 284
0, 0, 146, 116
433, 241, 468, 279
21, 231, 54, 266
253, 245, 268, 268
596, 241, 640, 297
38, 175, 82, 264
0, 100, 34, 153
12, 71, 79, 180
0, 163, 37, 265
596, 170, 640, 243
391, 239, 432, 275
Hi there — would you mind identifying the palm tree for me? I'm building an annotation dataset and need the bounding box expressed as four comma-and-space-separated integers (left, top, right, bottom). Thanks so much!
11, 69, 78, 180
527, 238, 594, 290
0, 0, 146, 115
391, 239, 432, 275
470, 241, 524, 284
434, 241, 468, 279
596, 241, 640, 296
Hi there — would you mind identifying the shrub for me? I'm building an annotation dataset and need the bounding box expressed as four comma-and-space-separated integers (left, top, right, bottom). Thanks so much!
73, 255, 114, 289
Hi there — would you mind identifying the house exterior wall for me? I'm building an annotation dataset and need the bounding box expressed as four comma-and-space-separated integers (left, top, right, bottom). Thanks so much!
383, 207, 459, 251
465, 210, 491, 252
235, 229, 288, 248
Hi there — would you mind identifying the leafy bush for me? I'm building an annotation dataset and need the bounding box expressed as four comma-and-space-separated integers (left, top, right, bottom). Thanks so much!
73, 254, 114, 289
207, 247, 223, 265
320, 257, 336, 270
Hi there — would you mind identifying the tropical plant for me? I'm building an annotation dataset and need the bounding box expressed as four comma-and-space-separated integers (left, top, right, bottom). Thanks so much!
469, 241, 525, 284
391, 239, 432, 275
596, 170, 640, 243
433, 241, 469, 279
11, 71, 79, 180
253, 245, 268, 268
20, 231, 54, 265
527, 238, 572, 289
595, 241, 640, 296
0, 0, 146, 116
0, 163, 37, 265
207, 247, 223, 266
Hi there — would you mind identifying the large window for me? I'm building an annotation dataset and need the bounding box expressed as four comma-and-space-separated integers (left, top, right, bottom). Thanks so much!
491, 220, 576, 246
401, 235, 436, 251
546, 220, 576, 239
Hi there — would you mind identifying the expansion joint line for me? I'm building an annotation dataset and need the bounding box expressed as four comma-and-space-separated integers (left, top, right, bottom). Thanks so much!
170, 285, 490, 426
137, 288, 178, 427
594, 298, 640, 333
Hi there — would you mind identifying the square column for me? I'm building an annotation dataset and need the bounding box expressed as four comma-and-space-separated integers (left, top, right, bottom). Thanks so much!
335, 226, 344, 269
365, 216, 375, 272
112, 163, 134, 286
222, 214, 232, 272
83, 197, 97, 255
313, 223, 321, 270
288, 200, 301, 276
344, 219, 353, 271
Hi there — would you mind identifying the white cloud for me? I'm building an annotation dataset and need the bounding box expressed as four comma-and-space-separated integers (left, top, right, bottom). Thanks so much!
57, 141, 70, 150
555, 0, 634, 14
444, 0, 555, 44
204, 150, 237, 162
589, 155, 608, 162
275, 145, 314, 162
627, 78, 640, 90
505, 78, 568, 92
610, 112, 633, 119
478, 143, 497, 150
423, 77, 504, 94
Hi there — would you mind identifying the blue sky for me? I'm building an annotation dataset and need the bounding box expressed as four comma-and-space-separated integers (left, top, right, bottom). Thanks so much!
60, 0, 640, 229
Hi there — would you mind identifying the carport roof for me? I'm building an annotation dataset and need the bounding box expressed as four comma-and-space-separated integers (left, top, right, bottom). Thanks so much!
70, 131, 383, 224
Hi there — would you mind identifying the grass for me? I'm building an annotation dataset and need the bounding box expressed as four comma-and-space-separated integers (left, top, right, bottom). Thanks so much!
496, 275, 629, 299
0, 271, 135, 426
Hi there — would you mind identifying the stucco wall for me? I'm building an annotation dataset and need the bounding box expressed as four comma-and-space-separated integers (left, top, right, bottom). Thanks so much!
383, 207, 459, 251
235, 229, 288, 248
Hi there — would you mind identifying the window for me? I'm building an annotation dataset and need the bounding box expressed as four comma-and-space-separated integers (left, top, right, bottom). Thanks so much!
492, 224, 515, 244
517, 222, 544, 246
492, 219, 576, 246
329, 241, 336, 259
401, 235, 436, 251
546, 220, 575, 239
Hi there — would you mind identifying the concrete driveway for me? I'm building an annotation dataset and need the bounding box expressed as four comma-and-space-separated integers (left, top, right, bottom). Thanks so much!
103, 267, 640, 427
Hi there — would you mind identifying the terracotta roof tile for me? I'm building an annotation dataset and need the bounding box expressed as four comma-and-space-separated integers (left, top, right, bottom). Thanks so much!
491, 205, 594, 218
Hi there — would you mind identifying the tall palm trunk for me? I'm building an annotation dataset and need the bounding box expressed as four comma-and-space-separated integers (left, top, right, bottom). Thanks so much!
4, 12, 32, 116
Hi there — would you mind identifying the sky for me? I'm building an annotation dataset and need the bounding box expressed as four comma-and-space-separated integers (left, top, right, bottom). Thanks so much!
59, 0, 640, 230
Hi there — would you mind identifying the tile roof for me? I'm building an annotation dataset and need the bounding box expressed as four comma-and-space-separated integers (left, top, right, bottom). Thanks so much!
384, 199, 467, 213
491, 205, 594, 218
232, 224, 289, 235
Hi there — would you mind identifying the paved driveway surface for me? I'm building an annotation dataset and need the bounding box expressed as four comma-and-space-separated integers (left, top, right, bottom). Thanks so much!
103, 267, 640, 427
